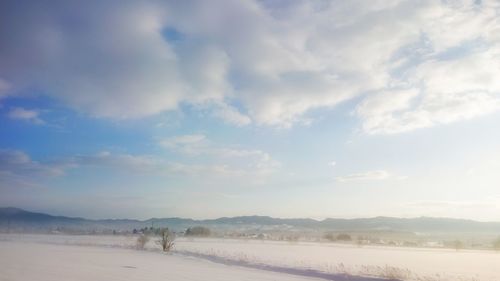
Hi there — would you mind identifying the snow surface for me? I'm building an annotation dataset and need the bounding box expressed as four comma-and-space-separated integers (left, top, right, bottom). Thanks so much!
174, 238, 500, 281
1, 234, 499, 281
0, 240, 322, 281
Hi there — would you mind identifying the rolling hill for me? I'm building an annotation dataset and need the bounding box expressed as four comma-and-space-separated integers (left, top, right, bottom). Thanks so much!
1, 207, 500, 234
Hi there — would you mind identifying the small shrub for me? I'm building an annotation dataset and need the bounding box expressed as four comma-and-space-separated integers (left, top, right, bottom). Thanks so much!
158, 228, 175, 252
136, 234, 149, 250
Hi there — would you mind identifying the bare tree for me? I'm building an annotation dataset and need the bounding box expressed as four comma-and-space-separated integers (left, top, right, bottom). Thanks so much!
158, 228, 175, 252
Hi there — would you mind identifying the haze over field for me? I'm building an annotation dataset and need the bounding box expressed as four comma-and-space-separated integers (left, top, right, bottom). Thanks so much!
1, 1, 500, 281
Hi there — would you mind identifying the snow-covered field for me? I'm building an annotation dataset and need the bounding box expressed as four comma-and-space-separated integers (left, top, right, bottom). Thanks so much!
1, 234, 499, 281
0, 240, 325, 281
174, 238, 500, 281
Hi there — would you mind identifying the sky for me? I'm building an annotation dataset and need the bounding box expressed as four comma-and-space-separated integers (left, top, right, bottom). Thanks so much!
1, 0, 500, 221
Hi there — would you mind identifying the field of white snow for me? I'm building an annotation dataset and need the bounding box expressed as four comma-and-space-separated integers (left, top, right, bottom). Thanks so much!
0, 240, 325, 281
174, 238, 500, 281
1, 234, 499, 281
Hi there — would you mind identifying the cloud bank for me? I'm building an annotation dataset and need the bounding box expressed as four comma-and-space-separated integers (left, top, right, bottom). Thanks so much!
1, 0, 499, 132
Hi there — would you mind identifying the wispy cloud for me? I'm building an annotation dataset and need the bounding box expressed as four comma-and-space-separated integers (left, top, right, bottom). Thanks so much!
0, 149, 164, 189
160, 134, 280, 175
0, 149, 70, 189
70, 151, 160, 173
336, 170, 406, 182
7, 107, 45, 125
1, 141, 281, 189
159, 134, 207, 154
0, 149, 66, 178
211, 102, 252, 127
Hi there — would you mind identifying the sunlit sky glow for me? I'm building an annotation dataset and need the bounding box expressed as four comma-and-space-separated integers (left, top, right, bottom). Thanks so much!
1, 0, 500, 220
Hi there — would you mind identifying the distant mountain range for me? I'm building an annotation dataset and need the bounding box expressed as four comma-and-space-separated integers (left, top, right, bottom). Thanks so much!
1, 207, 500, 234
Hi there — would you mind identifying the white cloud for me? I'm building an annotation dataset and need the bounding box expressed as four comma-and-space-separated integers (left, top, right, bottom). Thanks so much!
354, 2, 500, 134
356, 89, 419, 119
7, 107, 45, 125
212, 102, 252, 127
159, 134, 207, 154
336, 170, 402, 182
1, 0, 499, 131
357, 90, 500, 135
160, 134, 280, 174
0, 2, 183, 119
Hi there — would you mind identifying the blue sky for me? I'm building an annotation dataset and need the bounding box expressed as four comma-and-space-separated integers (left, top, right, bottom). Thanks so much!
1, 0, 500, 220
